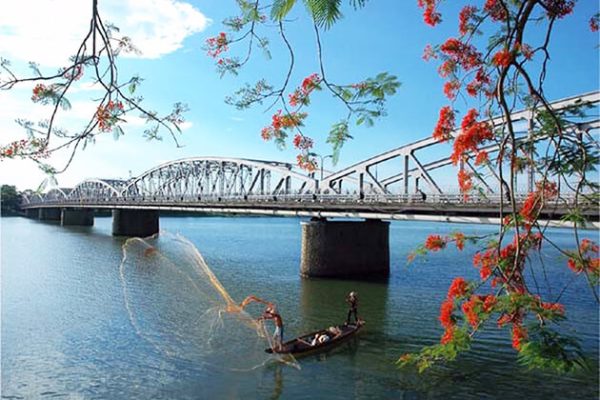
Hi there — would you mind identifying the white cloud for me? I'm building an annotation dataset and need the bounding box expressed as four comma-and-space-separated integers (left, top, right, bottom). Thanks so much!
0, 0, 210, 66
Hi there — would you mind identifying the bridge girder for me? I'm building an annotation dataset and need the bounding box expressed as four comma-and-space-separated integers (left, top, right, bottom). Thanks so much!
121, 157, 318, 199
321, 91, 600, 196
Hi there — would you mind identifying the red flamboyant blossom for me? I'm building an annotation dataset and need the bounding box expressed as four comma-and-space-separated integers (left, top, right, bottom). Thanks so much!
422, 44, 437, 61
473, 248, 497, 281
457, 169, 473, 194
451, 109, 493, 165
492, 49, 513, 68
206, 32, 229, 58
461, 296, 480, 328
440, 38, 482, 71
439, 298, 455, 328
475, 150, 488, 165
520, 181, 558, 223
288, 73, 321, 107
292, 134, 314, 150
425, 234, 447, 251
296, 154, 317, 172
459, 6, 478, 36
96, 100, 124, 132
417, 0, 442, 26
31, 84, 50, 102
452, 232, 465, 251
544, 0, 575, 18
443, 80, 460, 100
511, 323, 527, 350
441, 327, 455, 344
484, 0, 508, 22
432, 106, 455, 142
447, 277, 468, 299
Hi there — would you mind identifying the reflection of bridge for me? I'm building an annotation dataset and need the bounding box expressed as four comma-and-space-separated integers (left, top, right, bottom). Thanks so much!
20, 92, 600, 278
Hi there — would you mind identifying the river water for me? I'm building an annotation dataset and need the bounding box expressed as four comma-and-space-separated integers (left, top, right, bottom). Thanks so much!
1, 216, 598, 399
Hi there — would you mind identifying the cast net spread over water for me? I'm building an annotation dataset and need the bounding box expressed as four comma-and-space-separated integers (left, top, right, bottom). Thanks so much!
119, 231, 298, 370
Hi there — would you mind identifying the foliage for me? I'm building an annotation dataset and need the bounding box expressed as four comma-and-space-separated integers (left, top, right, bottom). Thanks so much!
206, 0, 399, 171
0, 0, 188, 176
1, 185, 20, 214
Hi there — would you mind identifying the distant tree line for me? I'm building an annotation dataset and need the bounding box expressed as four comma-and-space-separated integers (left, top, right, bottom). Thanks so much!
1, 185, 21, 215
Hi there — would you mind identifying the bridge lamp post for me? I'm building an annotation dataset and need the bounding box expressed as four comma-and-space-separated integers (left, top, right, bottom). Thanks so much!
316, 154, 333, 181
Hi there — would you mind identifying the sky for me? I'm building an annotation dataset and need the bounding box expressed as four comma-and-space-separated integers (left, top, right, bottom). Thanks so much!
0, 0, 598, 192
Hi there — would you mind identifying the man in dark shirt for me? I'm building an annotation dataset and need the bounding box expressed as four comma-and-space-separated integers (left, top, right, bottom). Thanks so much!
345, 291, 359, 325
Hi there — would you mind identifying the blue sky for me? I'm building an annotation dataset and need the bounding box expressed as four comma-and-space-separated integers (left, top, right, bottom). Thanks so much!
0, 0, 598, 191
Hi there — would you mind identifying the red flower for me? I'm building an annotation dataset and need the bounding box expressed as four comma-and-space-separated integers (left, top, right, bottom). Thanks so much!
452, 232, 465, 251
443, 80, 460, 100
511, 323, 527, 350
447, 277, 468, 299
462, 296, 479, 328
418, 0, 442, 26
425, 234, 447, 251
492, 49, 513, 68
475, 150, 489, 165
484, 0, 507, 21
458, 169, 473, 193
439, 298, 454, 328
441, 326, 455, 344
433, 106, 455, 142
459, 6, 478, 35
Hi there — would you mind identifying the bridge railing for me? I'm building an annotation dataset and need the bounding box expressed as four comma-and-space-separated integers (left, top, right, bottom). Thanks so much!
22, 192, 590, 208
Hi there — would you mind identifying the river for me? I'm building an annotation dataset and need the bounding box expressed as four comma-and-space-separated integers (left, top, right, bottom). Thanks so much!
2, 216, 598, 399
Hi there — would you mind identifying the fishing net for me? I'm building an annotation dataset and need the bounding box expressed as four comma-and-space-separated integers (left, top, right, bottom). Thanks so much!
119, 231, 298, 370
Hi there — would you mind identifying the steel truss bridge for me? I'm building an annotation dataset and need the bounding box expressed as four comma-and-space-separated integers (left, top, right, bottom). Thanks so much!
21, 92, 600, 226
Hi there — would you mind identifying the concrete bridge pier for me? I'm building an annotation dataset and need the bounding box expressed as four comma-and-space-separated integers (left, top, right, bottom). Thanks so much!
61, 208, 94, 226
38, 208, 61, 221
300, 218, 390, 279
112, 209, 159, 237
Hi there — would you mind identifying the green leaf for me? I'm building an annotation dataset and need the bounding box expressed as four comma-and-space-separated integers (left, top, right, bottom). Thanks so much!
271, 0, 297, 20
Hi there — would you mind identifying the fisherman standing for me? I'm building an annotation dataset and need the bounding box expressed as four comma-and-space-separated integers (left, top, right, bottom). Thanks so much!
345, 291, 359, 325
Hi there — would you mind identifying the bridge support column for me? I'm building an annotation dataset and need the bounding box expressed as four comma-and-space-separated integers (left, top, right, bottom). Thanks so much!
61, 208, 94, 226
300, 218, 389, 279
112, 209, 159, 237
38, 208, 61, 221
26, 209, 38, 218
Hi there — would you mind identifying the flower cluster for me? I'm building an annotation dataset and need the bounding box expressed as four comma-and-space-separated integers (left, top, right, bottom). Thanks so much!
462, 294, 497, 328
0, 138, 48, 160
459, 6, 478, 36
260, 110, 308, 143
451, 109, 493, 167
439, 277, 470, 344
544, 0, 575, 19
492, 48, 513, 68
96, 100, 124, 132
61, 64, 84, 81
292, 134, 313, 150
567, 239, 600, 277
519, 181, 558, 225
417, 0, 441, 26
296, 154, 317, 172
432, 106, 455, 142
439, 38, 482, 75
484, 0, 508, 22
288, 73, 321, 107
31, 84, 52, 102
206, 32, 229, 58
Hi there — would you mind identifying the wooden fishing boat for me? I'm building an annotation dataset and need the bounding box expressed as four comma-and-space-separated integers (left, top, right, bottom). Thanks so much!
265, 321, 364, 356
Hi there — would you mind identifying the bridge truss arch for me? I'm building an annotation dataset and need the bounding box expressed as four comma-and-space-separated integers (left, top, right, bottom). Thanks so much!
121, 157, 318, 200
69, 179, 127, 201
321, 91, 600, 197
